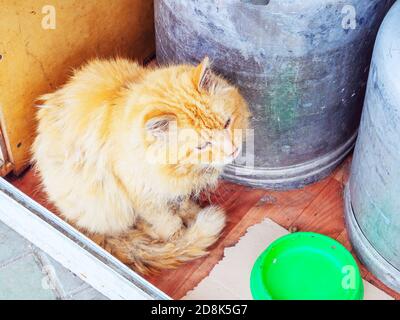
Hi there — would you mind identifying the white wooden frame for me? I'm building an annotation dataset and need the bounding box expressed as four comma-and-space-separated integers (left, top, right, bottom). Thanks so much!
0, 178, 170, 300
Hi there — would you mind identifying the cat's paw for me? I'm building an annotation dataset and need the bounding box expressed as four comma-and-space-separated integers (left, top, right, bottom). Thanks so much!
177, 200, 202, 226
153, 215, 183, 241
192, 205, 226, 238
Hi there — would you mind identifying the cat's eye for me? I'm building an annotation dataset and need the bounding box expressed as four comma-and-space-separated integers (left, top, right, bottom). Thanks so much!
196, 141, 211, 150
224, 118, 231, 129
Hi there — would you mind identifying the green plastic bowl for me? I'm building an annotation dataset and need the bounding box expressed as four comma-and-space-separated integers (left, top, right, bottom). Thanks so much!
250, 232, 364, 300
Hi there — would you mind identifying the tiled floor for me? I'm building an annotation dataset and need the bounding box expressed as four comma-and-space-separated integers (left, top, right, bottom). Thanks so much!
0, 221, 107, 300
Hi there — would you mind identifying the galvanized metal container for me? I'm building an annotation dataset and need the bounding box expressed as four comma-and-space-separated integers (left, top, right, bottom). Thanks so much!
155, 0, 395, 189
345, 1, 400, 292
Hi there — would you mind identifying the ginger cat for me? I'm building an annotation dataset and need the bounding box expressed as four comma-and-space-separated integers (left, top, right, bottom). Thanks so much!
32, 57, 250, 273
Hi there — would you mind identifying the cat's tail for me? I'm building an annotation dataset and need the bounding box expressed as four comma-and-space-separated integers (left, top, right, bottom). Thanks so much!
101, 206, 226, 274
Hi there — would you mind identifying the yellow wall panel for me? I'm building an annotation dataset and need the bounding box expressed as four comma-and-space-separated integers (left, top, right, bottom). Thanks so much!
0, 0, 155, 174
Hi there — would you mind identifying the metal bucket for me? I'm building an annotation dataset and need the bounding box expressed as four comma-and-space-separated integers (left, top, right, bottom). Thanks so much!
345, 1, 400, 292
155, 0, 395, 189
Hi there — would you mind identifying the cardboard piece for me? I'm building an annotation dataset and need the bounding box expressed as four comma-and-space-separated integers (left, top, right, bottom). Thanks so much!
184, 219, 393, 300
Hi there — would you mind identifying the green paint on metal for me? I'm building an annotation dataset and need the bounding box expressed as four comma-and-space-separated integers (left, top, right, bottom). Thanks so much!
267, 65, 299, 132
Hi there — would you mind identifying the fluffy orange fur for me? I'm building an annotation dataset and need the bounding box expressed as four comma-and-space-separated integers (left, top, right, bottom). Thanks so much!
32, 57, 250, 273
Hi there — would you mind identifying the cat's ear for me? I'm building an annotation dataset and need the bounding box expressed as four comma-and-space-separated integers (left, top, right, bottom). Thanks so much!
145, 115, 176, 137
193, 57, 215, 93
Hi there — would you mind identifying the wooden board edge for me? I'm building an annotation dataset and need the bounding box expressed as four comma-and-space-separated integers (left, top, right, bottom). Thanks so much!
0, 177, 170, 300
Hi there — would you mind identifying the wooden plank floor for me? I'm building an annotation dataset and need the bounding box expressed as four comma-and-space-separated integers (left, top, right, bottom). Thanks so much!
7, 155, 400, 300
